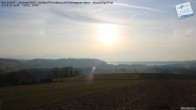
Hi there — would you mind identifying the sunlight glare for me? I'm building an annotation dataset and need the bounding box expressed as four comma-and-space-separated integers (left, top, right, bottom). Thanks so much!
97, 24, 119, 46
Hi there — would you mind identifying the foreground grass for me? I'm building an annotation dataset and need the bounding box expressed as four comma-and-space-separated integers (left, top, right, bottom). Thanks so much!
0, 74, 142, 110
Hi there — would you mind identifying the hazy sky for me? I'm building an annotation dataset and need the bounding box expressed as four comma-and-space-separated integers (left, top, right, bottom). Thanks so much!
0, 0, 196, 61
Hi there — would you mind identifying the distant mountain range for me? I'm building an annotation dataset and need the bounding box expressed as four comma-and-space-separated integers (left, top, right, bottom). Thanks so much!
111, 61, 196, 66
1, 58, 196, 74
0, 58, 107, 73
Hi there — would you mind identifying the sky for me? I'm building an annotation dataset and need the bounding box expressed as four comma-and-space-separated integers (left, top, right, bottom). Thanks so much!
0, 0, 196, 62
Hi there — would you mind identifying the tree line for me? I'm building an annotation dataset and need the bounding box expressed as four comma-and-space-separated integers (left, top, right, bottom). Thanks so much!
0, 67, 82, 87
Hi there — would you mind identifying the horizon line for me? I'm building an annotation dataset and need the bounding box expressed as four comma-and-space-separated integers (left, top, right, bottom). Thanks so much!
0, 57, 196, 62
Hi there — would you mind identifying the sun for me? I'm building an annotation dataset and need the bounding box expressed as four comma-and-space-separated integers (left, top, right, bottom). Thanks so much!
97, 24, 119, 46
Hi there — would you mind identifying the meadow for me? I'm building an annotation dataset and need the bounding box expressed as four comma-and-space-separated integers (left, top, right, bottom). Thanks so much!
0, 73, 142, 110
0, 73, 196, 110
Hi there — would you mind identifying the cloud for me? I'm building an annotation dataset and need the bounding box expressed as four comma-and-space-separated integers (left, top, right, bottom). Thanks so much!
50, 8, 129, 25
51, 8, 103, 23
173, 28, 196, 38
49, 1, 165, 25
113, 2, 165, 13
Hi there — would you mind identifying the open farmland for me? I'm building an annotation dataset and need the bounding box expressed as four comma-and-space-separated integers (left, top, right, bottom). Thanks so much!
0, 73, 142, 110
0, 73, 196, 110
37, 80, 196, 110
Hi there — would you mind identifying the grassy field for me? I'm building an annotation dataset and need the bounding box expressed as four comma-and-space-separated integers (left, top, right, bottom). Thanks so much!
0, 73, 143, 110
0, 73, 196, 110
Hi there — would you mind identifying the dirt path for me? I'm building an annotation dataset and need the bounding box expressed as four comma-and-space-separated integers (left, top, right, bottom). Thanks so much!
36, 80, 196, 110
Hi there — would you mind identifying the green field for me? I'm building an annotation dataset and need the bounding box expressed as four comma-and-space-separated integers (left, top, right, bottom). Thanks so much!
0, 73, 142, 110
